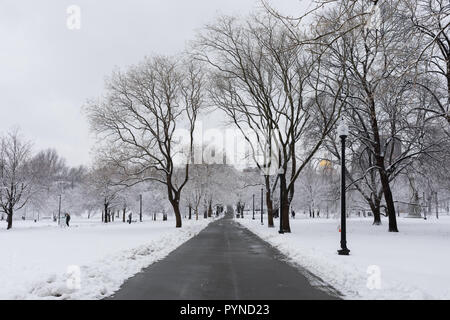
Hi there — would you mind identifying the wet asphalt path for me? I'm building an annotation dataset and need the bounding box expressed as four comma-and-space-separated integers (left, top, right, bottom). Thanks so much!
109, 215, 340, 300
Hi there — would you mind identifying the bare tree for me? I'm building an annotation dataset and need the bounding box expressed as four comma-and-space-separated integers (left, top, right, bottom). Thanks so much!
0, 130, 33, 230
184, 163, 208, 220
402, 125, 450, 217
318, 0, 447, 231
402, 0, 450, 125
194, 14, 345, 232
86, 56, 204, 228
183, 144, 243, 221
262, 0, 382, 48
87, 164, 122, 223
28, 148, 68, 219
294, 161, 338, 219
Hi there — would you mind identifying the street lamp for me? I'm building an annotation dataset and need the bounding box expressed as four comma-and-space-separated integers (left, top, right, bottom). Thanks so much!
252, 194, 255, 220
139, 194, 143, 222
237, 193, 241, 218
260, 188, 264, 225
56, 180, 64, 226
278, 167, 285, 234
337, 118, 350, 255
58, 194, 62, 225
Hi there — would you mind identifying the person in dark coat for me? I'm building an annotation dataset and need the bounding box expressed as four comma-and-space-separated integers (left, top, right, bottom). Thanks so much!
65, 213, 71, 227
128, 212, 132, 224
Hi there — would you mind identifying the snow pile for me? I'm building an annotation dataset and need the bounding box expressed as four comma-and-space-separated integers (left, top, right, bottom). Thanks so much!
0, 217, 212, 300
237, 216, 450, 300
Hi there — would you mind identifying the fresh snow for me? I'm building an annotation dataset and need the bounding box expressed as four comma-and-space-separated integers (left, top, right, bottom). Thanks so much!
0, 217, 211, 300
237, 215, 450, 300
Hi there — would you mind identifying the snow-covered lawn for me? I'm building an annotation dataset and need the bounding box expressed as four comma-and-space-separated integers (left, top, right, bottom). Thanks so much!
237, 215, 450, 300
0, 217, 212, 300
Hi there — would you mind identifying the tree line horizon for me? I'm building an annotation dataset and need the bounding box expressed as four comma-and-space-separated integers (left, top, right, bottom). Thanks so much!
1, 0, 449, 232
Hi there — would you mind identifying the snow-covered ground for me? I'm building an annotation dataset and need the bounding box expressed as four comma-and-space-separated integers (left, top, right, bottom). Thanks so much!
237, 215, 450, 300
0, 217, 212, 300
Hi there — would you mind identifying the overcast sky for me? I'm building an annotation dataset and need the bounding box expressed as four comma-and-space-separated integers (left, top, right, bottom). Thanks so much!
0, 0, 309, 167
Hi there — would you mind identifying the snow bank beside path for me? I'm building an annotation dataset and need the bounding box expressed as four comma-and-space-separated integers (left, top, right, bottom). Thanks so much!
0, 218, 212, 300
237, 216, 450, 300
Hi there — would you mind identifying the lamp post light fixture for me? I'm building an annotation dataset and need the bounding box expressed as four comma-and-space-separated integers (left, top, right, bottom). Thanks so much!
278, 167, 285, 234
337, 118, 350, 255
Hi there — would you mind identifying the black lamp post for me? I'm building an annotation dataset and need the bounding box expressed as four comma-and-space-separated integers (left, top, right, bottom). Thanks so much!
278, 168, 284, 234
139, 194, 143, 222
57, 180, 64, 226
260, 188, 264, 225
337, 118, 350, 255
58, 194, 62, 225
253, 194, 255, 220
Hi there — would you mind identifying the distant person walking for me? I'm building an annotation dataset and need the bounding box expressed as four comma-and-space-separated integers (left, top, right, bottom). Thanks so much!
65, 213, 71, 227
128, 212, 133, 224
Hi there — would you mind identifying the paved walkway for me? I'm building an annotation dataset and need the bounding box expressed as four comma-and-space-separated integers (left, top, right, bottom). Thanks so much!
109, 215, 340, 300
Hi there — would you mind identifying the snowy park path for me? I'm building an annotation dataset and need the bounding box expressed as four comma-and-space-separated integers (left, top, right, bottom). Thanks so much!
109, 215, 340, 300
0, 218, 211, 299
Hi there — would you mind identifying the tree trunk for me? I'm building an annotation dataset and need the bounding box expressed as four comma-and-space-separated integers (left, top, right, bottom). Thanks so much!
280, 174, 291, 233
378, 167, 398, 232
368, 92, 398, 232
6, 208, 13, 230
371, 119, 395, 228
369, 200, 382, 225
208, 200, 213, 218
123, 207, 126, 223
266, 196, 274, 227
104, 203, 108, 223
265, 176, 274, 228
189, 205, 192, 220
372, 207, 381, 225
169, 200, 182, 228
435, 191, 439, 219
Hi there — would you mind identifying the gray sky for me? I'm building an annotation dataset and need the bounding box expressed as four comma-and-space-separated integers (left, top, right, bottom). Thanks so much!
0, 0, 309, 167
